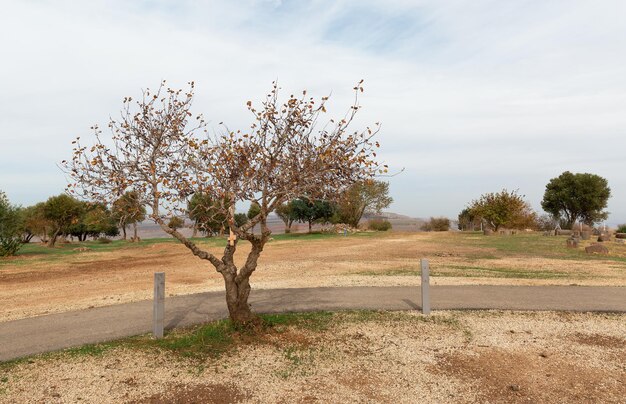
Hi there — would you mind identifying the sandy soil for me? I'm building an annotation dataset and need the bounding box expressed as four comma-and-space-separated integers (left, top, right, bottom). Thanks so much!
1, 232, 626, 322
1, 310, 624, 403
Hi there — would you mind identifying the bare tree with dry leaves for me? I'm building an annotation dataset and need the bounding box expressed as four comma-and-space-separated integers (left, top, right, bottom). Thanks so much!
63, 80, 383, 325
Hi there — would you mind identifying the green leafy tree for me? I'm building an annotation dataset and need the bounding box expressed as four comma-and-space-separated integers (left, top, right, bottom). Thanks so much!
457, 208, 480, 231
291, 197, 336, 233
469, 189, 536, 231
112, 191, 146, 241
0, 191, 23, 256
168, 216, 185, 230
541, 171, 611, 227
336, 180, 393, 228
187, 193, 227, 237
234, 213, 249, 227
275, 201, 297, 233
43, 194, 83, 247
18, 204, 48, 243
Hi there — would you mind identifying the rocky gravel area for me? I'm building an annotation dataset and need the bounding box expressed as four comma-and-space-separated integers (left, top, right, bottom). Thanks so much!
2, 310, 624, 403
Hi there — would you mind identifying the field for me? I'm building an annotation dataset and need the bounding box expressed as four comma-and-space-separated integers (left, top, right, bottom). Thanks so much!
2, 231, 626, 403
2, 231, 626, 322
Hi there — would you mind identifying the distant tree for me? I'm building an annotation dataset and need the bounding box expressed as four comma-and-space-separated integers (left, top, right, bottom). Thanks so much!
68, 202, 119, 241
64, 80, 380, 325
336, 180, 393, 228
187, 193, 227, 237
112, 191, 146, 241
617, 224, 626, 233
469, 189, 535, 231
0, 191, 23, 256
19, 203, 51, 243
541, 171, 611, 227
234, 213, 249, 227
291, 197, 336, 233
457, 208, 480, 231
168, 216, 185, 231
368, 218, 392, 231
275, 201, 296, 233
43, 194, 83, 247
422, 217, 450, 232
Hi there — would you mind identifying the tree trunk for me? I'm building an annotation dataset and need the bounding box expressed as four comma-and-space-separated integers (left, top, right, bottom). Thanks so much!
308, 220, 312, 233
192, 225, 198, 238
133, 222, 138, 241
223, 274, 256, 324
47, 229, 60, 248
122, 225, 127, 240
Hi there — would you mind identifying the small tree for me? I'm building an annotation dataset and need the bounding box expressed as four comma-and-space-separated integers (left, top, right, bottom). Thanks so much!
469, 189, 535, 231
64, 80, 381, 325
422, 217, 450, 231
291, 197, 336, 233
457, 208, 480, 231
0, 191, 23, 256
112, 191, 146, 241
275, 201, 296, 233
43, 194, 83, 247
336, 180, 392, 228
187, 193, 228, 237
168, 216, 185, 231
541, 171, 611, 227
19, 202, 51, 243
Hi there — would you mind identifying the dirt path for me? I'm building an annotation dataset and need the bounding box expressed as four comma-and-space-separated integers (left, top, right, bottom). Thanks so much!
2, 232, 626, 322
2, 285, 625, 361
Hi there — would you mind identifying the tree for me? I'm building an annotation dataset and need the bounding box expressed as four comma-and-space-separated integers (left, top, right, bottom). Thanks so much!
187, 192, 227, 237
234, 213, 249, 227
291, 197, 336, 233
112, 191, 146, 241
68, 202, 119, 241
469, 189, 535, 231
421, 217, 450, 231
336, 180, 392, 228
64, 80, 381, 325
275, 201, 296, 233
43, 194, 83, 247
0, 191, 23, 256
457, 208, 480, 231
168, 216, 185, 230
19, 202, 51, 243
541, 171, 611, 227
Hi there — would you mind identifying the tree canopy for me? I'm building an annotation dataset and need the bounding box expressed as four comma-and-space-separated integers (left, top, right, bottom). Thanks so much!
541, 171, 611, 227
335, 180, 392, 228
63, 80, 382, 324
43, 194, 84, 247
291, 197, 336, 233
469, 189, 536, 231
0, 191, 23, 256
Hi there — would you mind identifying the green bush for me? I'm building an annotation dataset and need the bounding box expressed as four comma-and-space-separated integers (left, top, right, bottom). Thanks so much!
368, 219, 392, 231
617, 224, 626, 233
0, 237, 22, 257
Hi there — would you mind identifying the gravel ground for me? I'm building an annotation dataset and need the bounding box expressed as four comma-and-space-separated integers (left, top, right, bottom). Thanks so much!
2, 310, 624, 403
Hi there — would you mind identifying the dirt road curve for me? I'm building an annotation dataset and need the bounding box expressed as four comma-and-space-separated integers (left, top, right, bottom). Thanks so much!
1, 285, 625, 361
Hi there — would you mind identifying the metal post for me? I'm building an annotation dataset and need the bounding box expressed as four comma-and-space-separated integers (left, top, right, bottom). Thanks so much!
420, 259, 430, 315
153, 272, 165, 338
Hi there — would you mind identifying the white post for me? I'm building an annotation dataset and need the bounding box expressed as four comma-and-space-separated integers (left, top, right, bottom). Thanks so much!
420, 259, 430, 315
153, 272, 165, 338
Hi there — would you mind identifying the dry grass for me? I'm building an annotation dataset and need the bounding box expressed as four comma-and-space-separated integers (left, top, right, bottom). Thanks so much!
2, 232, 626, 322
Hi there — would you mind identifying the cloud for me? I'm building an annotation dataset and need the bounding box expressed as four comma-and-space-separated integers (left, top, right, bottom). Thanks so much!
1, 0, 625, 223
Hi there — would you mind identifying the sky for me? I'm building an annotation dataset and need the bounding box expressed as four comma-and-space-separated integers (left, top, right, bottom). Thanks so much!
1, 0, 625, 224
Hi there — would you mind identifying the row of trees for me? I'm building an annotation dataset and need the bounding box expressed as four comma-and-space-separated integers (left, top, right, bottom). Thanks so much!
457, 172, 611, 232
0, 190, 147, 255
184, 181, 392, 236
